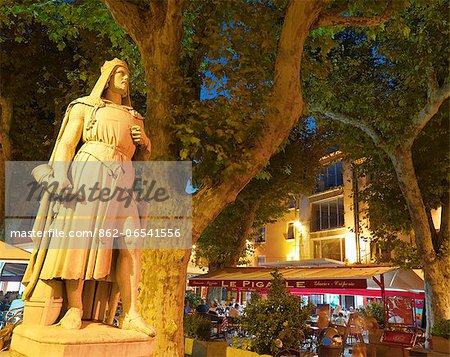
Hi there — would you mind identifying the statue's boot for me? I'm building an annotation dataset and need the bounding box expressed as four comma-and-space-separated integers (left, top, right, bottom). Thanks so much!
120, 314, 156, 337
59, 307, 83, 329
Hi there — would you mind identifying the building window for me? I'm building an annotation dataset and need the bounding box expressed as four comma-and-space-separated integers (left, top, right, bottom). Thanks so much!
344, 295, 356, 310
285, 222, 295, 240
257, 256, 266, 266
311, 197, 344, 232
316, 161, 343, 193
313, 238, 345, 261
289, 198, 296, 209
309, 294, 324, 306
255, 227, 266, 243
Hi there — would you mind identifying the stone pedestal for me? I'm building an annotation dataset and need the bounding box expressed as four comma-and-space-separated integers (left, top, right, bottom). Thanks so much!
10, 322, 153, 357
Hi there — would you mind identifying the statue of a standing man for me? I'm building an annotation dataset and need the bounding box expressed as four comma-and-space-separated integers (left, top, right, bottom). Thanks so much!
22, 58, 156, 337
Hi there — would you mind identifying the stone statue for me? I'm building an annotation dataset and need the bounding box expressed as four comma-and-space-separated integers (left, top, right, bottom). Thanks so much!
21, 58, 155, 337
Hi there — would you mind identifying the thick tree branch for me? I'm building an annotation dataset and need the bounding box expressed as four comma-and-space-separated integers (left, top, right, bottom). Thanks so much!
166, 0, 184, 21
321, 111, 385, 148
410, 71, 450, 140
388, 147, 437, 265
438, 191, 449, 252
314, 0, 393, 29
102, 0, 148, 40
192, 0, 327, 240
104, 0, 184, 160
426, 208, 440, 253
228, 200, 260, 267
0, 96, 12, 160
314, 15, 390, 28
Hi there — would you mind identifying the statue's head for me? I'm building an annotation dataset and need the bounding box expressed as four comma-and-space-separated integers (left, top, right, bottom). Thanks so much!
106, 65, 129, 98
90, 58, 132, 106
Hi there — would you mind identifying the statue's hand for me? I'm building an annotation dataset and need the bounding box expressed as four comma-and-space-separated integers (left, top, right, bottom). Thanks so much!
130, 125, 143, 146
47, 173, 72, 196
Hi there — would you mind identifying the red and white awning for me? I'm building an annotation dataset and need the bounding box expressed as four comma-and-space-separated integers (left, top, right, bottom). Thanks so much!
188, 266, 424, 298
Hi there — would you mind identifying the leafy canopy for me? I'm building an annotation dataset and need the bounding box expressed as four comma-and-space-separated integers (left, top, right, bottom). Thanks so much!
302, 0, 449, 267
196, 123, 328, 268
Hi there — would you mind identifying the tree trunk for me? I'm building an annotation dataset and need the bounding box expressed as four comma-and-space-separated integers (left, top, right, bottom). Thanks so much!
228, 201, 259, 267
439, 191, 449, 248
388, 147, 450, 332
192, 0, 325, 240
103, 1, 326, 355
0, 96, 12, 228
139, 249, 191, 357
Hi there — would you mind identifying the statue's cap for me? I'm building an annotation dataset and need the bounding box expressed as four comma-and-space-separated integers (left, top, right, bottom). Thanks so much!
89, 58, 131, 106
101, 58, 129, 74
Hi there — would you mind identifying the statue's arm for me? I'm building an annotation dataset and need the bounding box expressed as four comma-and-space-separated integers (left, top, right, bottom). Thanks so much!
48, 103, 85, 192
134, 122, 151, 161
53, 103, 85, 162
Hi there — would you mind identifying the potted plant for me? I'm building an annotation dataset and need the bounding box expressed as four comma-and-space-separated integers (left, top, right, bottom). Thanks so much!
432, 319, 450, 354
184, 313, 227, 357
359, 302, 385, 344
236, 271, 313, 356
184, 313, 211, 355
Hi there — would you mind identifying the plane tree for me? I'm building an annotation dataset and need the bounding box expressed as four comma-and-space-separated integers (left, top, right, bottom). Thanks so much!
3, 0, 405, 354
305, 0, 449, 330
196, 123, 327, 270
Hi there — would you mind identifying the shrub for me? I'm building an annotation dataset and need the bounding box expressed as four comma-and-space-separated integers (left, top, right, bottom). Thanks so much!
359, 302, 385, 329
432, 319, 450, 339
185, 291, 201, 309
183, 313, 211, 341
239, 271, 313, 355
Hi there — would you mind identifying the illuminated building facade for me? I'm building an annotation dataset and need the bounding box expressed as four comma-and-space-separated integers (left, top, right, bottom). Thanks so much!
252, 151, 373, 265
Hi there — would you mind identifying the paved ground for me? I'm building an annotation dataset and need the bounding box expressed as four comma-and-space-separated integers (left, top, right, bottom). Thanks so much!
185, 344, 368, 356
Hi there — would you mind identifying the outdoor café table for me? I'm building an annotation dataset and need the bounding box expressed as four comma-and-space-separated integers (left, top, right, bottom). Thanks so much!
305, 325, 320, 350
208, 313, 223, 339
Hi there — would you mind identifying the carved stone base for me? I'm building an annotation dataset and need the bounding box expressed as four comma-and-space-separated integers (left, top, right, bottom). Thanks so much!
10, 321, 153, 357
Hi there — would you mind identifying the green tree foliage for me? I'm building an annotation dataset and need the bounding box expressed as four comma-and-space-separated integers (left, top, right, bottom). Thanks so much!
432, 319, 450, 339
0, 0, 144, 160
303, 0, 449, 327
196, 123, 328, 268
358, 301, 385, 329
303, 0, 449, 268
240, 271, 312, 355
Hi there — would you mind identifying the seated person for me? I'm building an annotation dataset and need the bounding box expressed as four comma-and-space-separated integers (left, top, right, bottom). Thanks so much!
317, 308, 330, 330
195, 299, 209, 315
228, 303, 240, 318
335, 312, 347, 327
184, 300, 191, 315
216, 304, 224, 316
209, 301, 218, 314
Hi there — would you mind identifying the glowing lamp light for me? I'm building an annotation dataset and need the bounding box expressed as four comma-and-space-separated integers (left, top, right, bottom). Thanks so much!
294, 220, 306, 235
345, 232, 357, 264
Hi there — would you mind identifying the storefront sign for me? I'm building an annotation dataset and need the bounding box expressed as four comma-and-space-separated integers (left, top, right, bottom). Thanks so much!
381, 330, 416, 345
189, 278, 367, 290
386, 296, 414, 325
